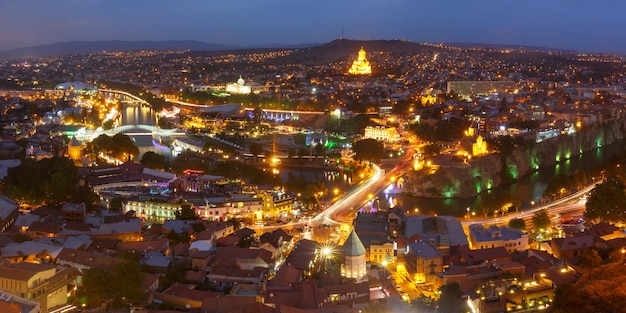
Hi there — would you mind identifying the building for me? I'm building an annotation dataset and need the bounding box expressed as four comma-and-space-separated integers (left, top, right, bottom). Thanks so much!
405, 215, 469, 256
468, 224, 529, 253
447, 81, 517, 97
67, 136, 82, 161
348, 47, 372, 75
550, 235, 594, 259
363, 126, 400, 143
125, 200, 184, 223
225, 76, 252, 95
259, 189, 296, 220
0, 196, 19, 232
340, 230, 367, 280
406, 241, 443, 284
61, 202, 86, 223
0, 291, 40, 313
0, 262, 80, 313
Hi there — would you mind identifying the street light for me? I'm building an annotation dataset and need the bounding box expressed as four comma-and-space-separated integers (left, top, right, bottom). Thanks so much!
466, 207, 470, 219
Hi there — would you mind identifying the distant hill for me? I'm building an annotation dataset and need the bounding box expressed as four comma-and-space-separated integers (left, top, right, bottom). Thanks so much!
445, 42, 575, 53
0, 40, 237, 59
289, 38, 444, 63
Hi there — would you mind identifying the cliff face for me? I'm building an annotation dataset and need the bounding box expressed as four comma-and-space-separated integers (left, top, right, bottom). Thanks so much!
404, 120, 626, 198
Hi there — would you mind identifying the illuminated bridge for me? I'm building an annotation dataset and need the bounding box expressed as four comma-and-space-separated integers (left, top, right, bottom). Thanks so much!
101, 124, 185, 136
166, 99, 327, 121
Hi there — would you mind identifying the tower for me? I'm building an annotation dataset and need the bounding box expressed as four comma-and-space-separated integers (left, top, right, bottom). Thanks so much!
67, 136, 83, 161
341, 230, 367, 280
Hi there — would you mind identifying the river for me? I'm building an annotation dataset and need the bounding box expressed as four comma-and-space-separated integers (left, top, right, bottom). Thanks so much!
281, 142, 625, 218
118, 103, 173, 161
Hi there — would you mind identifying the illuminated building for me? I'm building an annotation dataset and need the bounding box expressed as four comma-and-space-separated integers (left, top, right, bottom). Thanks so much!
348, 47, 372, 75
67, 136, 83, 161
472, 135, 488, 156
405, 241, 443, 284
340, 230, 367, 280
225, 76, 251, 95
364, 126, 400, 143
447, 81, 516, 97
259, 189, 295, 220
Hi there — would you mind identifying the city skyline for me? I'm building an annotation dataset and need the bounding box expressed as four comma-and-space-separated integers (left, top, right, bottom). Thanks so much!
1, 0, 626, 54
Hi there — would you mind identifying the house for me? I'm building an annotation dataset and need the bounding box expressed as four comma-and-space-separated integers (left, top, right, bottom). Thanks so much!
468, 224, 529, 253
405, 241, 443, 284
0, 262, 80, 313
262, 282, 324, 309
56, 247, 120, 272
550, 234, 594, 259
259, 228, 294, 260
212, 247, 273, 271
405, 215, 468, 256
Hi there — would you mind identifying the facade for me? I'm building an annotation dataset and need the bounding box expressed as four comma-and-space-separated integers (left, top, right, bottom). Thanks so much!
363, 126, 400, 143
125, 200, 183, 223
340, 230, 367, 280
348, 47, 372, 75
61, 202, 86, 223
406, 241, 443, 284
259, 190, 295, 220
468, 224, 529, 253
0, 262, 80, 313
67, 136, 82, 161
0, 196, 19, 232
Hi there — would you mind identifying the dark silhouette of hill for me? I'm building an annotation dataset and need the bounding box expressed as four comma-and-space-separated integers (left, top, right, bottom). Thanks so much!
293, 38, 444, 62
0, 40, 236, 59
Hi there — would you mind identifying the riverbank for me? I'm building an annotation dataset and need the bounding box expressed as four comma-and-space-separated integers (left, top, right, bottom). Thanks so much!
402, 119, 626, 199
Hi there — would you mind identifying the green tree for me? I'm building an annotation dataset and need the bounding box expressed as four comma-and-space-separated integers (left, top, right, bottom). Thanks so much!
2, 157, 82, 206
140, 151, 167, 170
227, 218, 241, 230
353, 138, 384, 163
437, 282, 468, 313
585, 176, 626, 223
532, 209, 551, 230
579, 249, 602, 281
109, 197, 124, 212
174, 204, 199, 220
508, 218, 526, 231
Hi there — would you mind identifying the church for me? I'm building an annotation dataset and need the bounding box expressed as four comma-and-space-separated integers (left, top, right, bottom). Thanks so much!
348, 47, 372, 75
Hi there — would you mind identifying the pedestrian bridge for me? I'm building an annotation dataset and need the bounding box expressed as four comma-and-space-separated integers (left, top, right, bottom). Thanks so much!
102, 124, 185, 136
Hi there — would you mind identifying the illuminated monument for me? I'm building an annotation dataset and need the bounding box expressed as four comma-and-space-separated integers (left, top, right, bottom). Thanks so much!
348, 47, 372, 75
225, 76, 251, 95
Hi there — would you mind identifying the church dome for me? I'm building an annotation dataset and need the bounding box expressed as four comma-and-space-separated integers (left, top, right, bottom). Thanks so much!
342, 230, 366, 256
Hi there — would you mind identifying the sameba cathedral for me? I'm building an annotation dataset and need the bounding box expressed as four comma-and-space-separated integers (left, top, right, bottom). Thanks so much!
348, 47, 372, 75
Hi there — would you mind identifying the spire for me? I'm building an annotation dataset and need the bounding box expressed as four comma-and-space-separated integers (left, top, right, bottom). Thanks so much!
342, 230, 366, 256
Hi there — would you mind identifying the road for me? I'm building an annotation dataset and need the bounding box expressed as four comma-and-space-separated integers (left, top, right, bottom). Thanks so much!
461, 184, 594, 229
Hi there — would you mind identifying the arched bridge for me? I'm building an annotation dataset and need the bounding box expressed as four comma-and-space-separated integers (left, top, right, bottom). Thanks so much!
102, 124, 185, 136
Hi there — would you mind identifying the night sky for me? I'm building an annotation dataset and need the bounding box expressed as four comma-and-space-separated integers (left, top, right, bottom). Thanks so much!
1, 0, 625, 54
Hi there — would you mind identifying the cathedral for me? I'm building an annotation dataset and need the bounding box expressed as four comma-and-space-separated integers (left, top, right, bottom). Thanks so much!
348, 47, 372, 75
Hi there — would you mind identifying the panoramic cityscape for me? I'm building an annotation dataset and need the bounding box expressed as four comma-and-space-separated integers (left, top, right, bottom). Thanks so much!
1, 3, 626, 313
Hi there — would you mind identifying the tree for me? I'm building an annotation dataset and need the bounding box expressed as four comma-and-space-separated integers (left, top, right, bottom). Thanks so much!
508, 218, 526, 231
109, 197, 124, 212
585, 176, 626, 223
140, 151, 167, 170
2, 157, 82, 206
174, 204, 199, 220
579, 249, 602, 281
532, 209, 551, 230
227, 218, 241, 230
353, 138, 384, 163
437, 282, 468, 313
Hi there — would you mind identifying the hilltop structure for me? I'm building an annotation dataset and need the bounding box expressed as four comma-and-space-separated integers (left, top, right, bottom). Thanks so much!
348, 47, 372, 75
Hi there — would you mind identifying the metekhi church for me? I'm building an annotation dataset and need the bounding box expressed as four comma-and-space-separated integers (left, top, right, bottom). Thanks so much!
348, 47, 372, 75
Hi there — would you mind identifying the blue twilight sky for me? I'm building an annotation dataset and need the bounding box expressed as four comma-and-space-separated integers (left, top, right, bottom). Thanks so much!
1, 0, 625, 54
